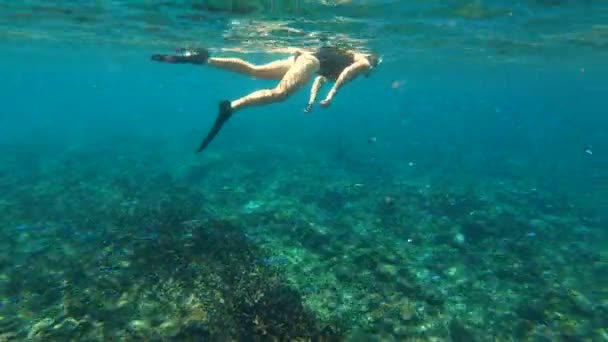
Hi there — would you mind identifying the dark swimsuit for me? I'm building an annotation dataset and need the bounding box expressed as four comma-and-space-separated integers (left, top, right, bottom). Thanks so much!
311, 47, 355, 80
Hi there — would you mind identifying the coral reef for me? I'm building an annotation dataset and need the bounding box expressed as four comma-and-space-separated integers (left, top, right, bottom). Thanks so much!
0, 145, 605, 340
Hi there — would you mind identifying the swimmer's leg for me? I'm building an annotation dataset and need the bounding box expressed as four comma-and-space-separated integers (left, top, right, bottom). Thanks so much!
151, 48, 295, 80
195, 54, 320, 152
207, 57, 295, 80
230, 54, 320, 112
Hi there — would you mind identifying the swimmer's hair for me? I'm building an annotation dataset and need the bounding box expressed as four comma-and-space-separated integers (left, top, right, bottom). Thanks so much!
367, 53, 382, 68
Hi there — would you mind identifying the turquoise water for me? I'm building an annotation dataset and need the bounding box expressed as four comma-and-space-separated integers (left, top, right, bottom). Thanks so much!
1, 1, 607, 340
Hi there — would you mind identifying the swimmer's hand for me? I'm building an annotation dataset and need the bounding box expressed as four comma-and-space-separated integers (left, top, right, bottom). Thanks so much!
304, 103, 313, 113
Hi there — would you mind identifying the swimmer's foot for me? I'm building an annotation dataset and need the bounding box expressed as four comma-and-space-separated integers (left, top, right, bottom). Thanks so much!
151, 48, 210, 65
196, 100, 232, 152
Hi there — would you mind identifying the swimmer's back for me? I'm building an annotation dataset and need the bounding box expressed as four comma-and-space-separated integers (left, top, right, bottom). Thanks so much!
312, 47, 355, 80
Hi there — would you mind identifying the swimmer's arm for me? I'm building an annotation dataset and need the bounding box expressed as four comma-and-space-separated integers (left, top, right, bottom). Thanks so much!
321, 60, 371, 105
304, 76, 327, 113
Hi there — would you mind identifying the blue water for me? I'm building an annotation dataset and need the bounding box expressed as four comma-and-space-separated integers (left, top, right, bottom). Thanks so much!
2, 41, 605, 206
1, 1, 607, 340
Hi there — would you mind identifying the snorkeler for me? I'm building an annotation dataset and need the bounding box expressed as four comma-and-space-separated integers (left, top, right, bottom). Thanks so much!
150, 46, 382, 152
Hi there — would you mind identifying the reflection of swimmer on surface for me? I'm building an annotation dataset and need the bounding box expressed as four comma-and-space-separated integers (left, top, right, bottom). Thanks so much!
151, 46, 382, 152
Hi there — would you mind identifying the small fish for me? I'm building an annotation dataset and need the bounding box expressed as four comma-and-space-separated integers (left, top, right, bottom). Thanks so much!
262, 255, 290, 267
14, 224, 30, 231
584, 145, 593, 155
368, 136, 377, 144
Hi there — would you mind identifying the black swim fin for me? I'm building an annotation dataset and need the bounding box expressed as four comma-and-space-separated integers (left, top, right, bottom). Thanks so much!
196, 100, 232, 153
151, 48, 209, 65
